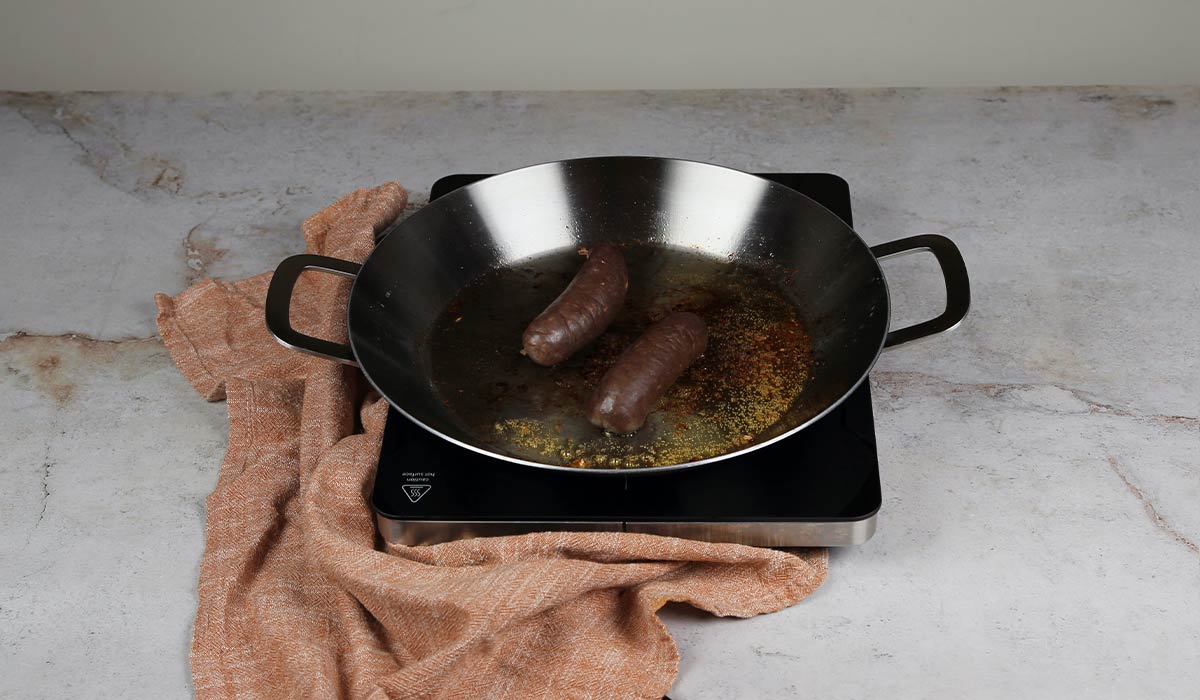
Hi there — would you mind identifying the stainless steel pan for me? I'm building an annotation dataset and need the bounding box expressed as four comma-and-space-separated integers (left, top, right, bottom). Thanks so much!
266, 157, 969, 473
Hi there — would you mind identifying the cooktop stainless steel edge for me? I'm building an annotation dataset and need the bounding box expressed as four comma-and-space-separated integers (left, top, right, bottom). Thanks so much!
377, 514, 877, 547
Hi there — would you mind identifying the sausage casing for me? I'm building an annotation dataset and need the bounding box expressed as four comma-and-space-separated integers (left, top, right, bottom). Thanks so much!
587, 312, 708, 433
522, 244, 628, 366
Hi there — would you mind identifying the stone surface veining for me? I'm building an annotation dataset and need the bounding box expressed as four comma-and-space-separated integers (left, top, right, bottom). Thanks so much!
0, 88, 1197, 699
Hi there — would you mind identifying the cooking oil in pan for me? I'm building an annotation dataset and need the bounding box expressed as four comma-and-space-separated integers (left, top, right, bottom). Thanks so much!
428, 244, 813, 469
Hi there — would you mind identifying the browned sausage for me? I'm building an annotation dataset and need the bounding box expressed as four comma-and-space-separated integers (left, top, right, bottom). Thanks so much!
587, 312, 708, 433
522, 244, 628, 366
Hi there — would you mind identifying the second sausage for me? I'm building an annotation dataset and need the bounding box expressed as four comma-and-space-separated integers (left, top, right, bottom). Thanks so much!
587, 311, 708, 433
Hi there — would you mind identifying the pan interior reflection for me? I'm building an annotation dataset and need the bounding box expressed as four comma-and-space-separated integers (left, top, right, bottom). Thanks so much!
660, 162, 769, 257
468, 163, 576, 263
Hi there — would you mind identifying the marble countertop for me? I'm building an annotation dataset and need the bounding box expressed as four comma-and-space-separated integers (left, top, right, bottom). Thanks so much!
1, 87, 1197, 699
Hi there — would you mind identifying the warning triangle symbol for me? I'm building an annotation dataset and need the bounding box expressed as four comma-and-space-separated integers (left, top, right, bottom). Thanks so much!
402, 484, 432, 503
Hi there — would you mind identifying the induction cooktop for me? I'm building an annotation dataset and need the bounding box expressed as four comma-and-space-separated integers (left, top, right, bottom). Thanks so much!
372, 172, 881, 547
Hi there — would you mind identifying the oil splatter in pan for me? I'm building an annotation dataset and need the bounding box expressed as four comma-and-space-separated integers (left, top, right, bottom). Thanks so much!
429, 244, 812, 469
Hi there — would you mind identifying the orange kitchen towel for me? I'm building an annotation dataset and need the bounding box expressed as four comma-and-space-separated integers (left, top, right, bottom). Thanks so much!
155, 183, 827, 700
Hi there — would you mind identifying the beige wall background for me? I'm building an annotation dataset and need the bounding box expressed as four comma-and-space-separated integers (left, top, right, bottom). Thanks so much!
2, 0, 1199, 90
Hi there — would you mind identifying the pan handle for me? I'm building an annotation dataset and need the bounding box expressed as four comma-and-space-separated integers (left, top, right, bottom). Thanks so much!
871, 234, 970, 348
264, 254, 361, 365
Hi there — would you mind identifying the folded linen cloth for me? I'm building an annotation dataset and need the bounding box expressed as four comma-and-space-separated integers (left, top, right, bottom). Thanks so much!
155, 182, 827, 700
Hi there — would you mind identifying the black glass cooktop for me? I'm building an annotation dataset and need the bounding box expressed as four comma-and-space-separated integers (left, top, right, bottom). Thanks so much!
371, 172, 881, 546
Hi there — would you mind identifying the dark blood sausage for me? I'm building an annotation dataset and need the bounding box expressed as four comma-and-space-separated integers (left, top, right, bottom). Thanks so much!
522, 244, 628, 366
587, 312, 708, 433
